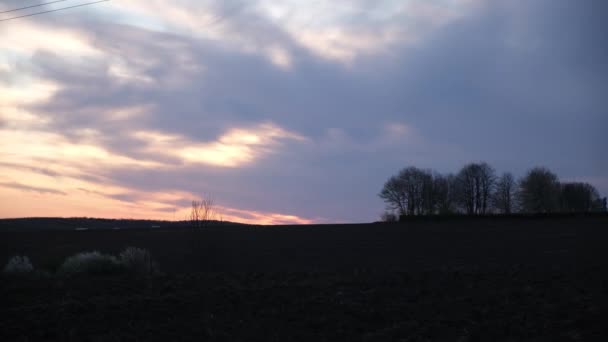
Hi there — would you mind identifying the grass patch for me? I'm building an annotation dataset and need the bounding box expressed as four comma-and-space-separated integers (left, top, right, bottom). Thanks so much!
119, 247, 160, 275
3, 255, 34, 275
58, 251, 126, 276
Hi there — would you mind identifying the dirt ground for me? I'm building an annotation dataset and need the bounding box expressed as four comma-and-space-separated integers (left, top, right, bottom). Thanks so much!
1, 216, 607, 341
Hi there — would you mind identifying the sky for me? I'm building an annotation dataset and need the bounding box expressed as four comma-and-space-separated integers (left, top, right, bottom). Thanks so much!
0, 0, 606, 224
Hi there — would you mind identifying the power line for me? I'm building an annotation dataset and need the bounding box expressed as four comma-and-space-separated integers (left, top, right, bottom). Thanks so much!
0, 0, 109, 22
0, 0, 71, 15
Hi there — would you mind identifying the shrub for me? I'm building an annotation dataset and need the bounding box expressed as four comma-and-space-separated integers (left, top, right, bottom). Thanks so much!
380, 211, 398, 222
58, 251, 126, 276
3, 255, 34, 274
119, 247, 159, 275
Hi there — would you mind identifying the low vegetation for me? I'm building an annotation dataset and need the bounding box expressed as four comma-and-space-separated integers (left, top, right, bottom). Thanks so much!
3, 247, 158, 278
58, 251, 125, 276
3, 255, 34, 275
119, 246, 159, 275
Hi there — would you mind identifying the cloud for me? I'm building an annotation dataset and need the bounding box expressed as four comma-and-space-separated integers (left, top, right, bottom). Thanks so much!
0, 129, 163, 171
0, 77, 57, 130
0, 20, 101, 59
133, 122, 306, 167
0, 182, 67, 196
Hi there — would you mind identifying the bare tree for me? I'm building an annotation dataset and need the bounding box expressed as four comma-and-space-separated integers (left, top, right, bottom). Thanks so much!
598, 197, 608, 212
517, 167, 561, 213
492, 172, 516, 214
455, 164, 477, 214
434, 173, 457, 214
380, 163, 603, 217
190, 197, 215, 229
560, 182, 600, 212
379, 167, 436, 216
479, 163, 496, 214
455, 162, 496, 215
400, 167, 430, 215
421, 171, 437, 215
379, 175, 408, 216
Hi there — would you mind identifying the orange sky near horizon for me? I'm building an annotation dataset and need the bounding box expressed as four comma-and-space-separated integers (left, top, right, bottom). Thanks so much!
0, 63, 315, 224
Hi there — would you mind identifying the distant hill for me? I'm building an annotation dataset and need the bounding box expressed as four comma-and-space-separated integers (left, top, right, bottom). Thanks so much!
0, 217, 247, 232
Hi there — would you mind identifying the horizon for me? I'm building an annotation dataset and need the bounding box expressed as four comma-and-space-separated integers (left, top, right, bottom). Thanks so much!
1, 0, 606, 224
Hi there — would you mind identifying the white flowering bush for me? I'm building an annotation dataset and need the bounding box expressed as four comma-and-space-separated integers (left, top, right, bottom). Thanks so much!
119, 247, 159, 275
3, 255, 34, 274
58, 251, 125, 276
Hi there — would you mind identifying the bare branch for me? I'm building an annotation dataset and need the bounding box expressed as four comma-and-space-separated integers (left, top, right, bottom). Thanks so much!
190, 196, 216, 229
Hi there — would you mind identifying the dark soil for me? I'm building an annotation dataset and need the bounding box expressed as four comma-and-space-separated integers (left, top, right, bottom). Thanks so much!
1, 216, 607, 341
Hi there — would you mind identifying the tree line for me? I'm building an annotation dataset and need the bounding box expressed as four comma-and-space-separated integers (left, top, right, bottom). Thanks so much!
379, 163, 607, 220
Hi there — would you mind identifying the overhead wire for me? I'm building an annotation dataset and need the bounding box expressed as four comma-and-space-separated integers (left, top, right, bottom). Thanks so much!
0, 1, 250, 28
0, 0, 71, 14
0, 0, 109, 22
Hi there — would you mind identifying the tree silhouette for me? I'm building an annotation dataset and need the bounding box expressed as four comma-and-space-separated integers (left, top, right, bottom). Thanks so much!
379, 175, 408, 215
379, 167, 435, 216
517, 167, 561, 213
493, 172, 516, 214
455, 162, 496, 215
560, 182, 600, 212
380, 163, 604, 217
433, 173, 457, 214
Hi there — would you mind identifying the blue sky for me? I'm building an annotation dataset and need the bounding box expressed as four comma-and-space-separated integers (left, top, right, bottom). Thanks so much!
1, 0, 606, 223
